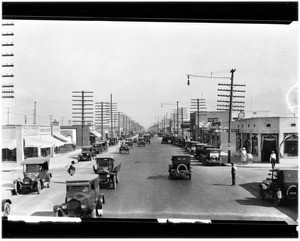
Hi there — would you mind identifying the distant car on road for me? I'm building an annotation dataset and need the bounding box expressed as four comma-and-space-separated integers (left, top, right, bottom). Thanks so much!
259, 169, 298, 207
78, 145, 94, 161
119, 143, 130, 154
13, 157, 52, 195
168, 154, 192, 180
53, 174, 105, 218
137, 137, 146, 147
161, 136, 169, 144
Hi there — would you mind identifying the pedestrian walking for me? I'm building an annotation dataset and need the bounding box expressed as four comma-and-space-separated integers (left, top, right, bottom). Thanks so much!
67, 161, 76, 176
231, 163, 237, 185
241, 147, 247, 162
270, 150, 276, 169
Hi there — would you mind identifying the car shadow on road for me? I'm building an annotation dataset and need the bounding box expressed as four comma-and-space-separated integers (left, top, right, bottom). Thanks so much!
212, 184, 232, 186
147, 175, 169, 180
235, 197, 274, 207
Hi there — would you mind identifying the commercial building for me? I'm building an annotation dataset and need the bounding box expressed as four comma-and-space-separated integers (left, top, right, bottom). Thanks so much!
235, 116, 298, 163
2, 124, 69, 163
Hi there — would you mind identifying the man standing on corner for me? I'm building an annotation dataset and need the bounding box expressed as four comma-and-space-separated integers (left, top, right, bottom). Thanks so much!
231, 163, 237, 186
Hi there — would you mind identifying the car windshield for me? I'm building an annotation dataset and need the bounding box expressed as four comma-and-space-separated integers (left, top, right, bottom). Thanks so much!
67, 185, 89, 194
2, 2, 298, 238
25, 164, 39, 173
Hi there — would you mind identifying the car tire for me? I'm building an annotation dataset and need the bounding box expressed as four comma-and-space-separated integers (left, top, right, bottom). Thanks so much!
36, 181, 42, 194
96, 201, 103, 217
2, 201, 11, 217
259, 187, 265, 200
188, 174, 191, 180
112, 175, 116, 189
56, 210, 63, 217
273, 192, 280, 207
116, 174, 119, 183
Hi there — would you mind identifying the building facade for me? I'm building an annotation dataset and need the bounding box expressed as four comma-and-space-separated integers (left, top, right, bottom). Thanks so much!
235, 117, 298, 163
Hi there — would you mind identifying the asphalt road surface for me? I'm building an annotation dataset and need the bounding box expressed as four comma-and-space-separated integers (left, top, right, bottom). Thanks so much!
2, 136, 298, 224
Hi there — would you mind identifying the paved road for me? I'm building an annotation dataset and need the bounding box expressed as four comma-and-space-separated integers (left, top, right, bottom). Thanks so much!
2, 136, 298, 224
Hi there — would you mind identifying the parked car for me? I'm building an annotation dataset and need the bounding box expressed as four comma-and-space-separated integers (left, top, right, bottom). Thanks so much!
119, 143, 130, 154
92, 141, 107, 155
93, 155, 121, 189
195, 143, 207, 159
161, 136, 169, 144
177, 138, 186, 147
168, 154, 192, 180
138, 137, 146, 147
78, 145, 94, 161
201, 148, 222, 166
13, 157, 52, 194
198, 145, 216, 161
185, 141, 200, 155
259, 169, 298, 207
53, 174, 105, 218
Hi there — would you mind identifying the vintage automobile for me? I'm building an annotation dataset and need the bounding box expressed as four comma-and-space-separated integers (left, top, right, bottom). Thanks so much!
2, 199, 12, 217
185, 141, 200, 155
161, 136, 169, 144
144, 134, 151, 144
93, 155, 121, 189
168, 154, 192, 180
195, 143, 207, 159
198, 144, 216, 161
13, 157, 52, 194
125, 138, 133, 148
78, 145, 94, 161
92, 141, 107, 155
259, 169, 298, 207
137, 137, 146, 147
53, 174, 105, 218
177, 137, 186, 148
119, 143, 130, 154
201, 148, 222, 166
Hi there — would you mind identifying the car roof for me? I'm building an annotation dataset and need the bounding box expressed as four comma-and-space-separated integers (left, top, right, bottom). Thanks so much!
95, 154, 114, 159
82, 145, 92, 148
206, 148, 221, 151
93, 141, 106, 144
66, 174, 99, 183
21, 157, 50, 165
196, 143, 207, 146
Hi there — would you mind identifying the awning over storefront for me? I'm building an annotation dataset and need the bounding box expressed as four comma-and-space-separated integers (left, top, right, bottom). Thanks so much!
24, 136, 54, 148
53, 133, 70, 143
41, 135, 65, 147
90, 130, 101, 138
2, 139, 17, 150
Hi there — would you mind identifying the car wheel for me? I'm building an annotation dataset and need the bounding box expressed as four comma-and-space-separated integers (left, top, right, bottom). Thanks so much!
273, 192, 280, 207
116, 174, 119, 183
112, 176, 116, 189
2, 201, 11, 217
36, 181, 42, 194
96, 201, 103, 216
169, 172, 173, 180
56, 210, 63, 217
188, 174, 191, 180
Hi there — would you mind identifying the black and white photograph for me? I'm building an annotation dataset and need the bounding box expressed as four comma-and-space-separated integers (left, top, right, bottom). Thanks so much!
1, 1, 298, 238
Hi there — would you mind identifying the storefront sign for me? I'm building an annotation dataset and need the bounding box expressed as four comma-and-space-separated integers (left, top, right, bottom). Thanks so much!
39, 126, 51, 135
22, 126, 39, 136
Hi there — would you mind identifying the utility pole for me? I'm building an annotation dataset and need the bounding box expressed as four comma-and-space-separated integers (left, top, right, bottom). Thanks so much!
217, 69, 245, 163
6, 108, 10, 125
176, 101, 179, 135
61, 117, 64, 126
24, 115, 27, 125
72, 90, 93, 146
181, 107, 184, 136
95, 101, 110, 140
33, 101, 37, 124
191, 97, 206, 141
68, 120, 71, 126
49, 115, 53, 125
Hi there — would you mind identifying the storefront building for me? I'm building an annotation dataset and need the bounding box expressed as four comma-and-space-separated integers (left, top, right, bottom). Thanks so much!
235, 117, 298, 163
2, 125, 66, 163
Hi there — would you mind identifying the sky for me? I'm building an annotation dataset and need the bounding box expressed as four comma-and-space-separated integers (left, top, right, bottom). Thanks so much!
1, 20, 298, 128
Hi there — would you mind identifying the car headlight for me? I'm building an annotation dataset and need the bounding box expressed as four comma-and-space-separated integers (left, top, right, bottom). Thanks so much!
61, 203, 67, 209
107, 174, 110, 178
80, 204, 87, 209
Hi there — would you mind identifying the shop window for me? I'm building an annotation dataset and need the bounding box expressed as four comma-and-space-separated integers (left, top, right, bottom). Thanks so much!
251, 135, 258, 156
291, 123, 296, 127
248, 124, 250, 127
284, 134, 298, 157
266, 124, 271, 127
254, 124, 255, 127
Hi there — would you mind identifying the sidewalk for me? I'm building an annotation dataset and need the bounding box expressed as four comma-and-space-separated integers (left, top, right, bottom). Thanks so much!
1, 144, 120, 172
221, 154, 298, 169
